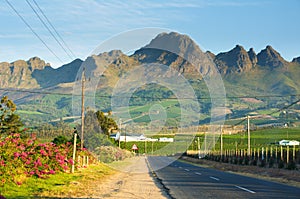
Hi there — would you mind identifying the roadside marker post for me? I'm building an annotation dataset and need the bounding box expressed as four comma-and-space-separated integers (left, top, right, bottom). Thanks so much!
71, 128, 77, 173
132, 144, 138, 154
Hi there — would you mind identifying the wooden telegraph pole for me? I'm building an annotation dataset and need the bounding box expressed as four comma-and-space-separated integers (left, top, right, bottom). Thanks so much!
197, 136, 200, 158
204, 132, 207, 155
247, 115, 251, 157
80, 68, 86, 149
71, 129, 78, 173
220, 127, 223, 159
118, 119, 121, 148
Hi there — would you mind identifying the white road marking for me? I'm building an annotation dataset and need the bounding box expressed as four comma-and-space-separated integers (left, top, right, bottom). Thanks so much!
235, 185, 256, 194
195, 172, 202, 175
184, 169, 190, 172
209, 176, 220, 181
179, 166, 182, 169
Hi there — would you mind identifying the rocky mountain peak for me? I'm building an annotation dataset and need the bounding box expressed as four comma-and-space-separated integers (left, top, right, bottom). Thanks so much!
81, 50, 133, 78
143, 32, 203, 58
214, 44, 253, 74
292, 56, 300, 64
257, 45, 288, 68
135, 32, 214, 76
234, 45, 243, 50
205, 51, 215, 60
27, 56, 50, 71
248, 48, 257, 66
12, 59, 27, 67
1, 57, 51, 88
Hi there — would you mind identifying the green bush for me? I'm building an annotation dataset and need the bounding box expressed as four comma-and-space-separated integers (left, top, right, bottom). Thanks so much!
52, 136, 69, 145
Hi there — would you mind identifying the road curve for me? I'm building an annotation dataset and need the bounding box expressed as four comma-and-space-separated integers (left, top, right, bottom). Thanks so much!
147, 156, 300, 199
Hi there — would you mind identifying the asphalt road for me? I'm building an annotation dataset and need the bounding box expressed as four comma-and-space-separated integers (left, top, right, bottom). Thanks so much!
147, 156, 300, 199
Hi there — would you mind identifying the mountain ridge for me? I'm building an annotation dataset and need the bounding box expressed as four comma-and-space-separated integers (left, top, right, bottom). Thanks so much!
0, 32, 299, 91
1, 32, 299, 125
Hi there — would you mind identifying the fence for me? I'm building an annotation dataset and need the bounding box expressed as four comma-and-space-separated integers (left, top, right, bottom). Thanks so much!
77, 155, 89, 168
187, 145, 300, 169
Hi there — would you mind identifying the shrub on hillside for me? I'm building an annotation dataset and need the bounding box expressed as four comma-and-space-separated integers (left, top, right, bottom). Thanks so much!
94, 146, 133, 163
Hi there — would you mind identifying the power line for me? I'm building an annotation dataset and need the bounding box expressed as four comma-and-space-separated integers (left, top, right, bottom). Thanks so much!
230, 98, 300, 127
1, 87, 300, 101
269, 98, 300, 116
25, 0, 74, 60
2, 87, 299, 127
231, 118, 247, 126
226, 94, 300, 99
0, 88, 75, 97
31, 0, 77, 58
5, 0, 64, 64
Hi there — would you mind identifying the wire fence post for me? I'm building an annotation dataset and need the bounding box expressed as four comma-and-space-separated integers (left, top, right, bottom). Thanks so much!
71, 130, 77, 173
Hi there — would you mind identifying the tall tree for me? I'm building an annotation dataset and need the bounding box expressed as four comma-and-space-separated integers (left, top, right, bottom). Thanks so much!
95, 110, 118, 135
77, 110, 115, 150
0, 96, 23, 134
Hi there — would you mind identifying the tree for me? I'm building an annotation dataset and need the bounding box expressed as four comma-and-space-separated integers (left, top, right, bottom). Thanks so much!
84, 133, 112, 151
95, 110, 118, 135
0, 96, 23, 134
52, 135, 69, 145
84, 110, 102, 134
76, 110, 117, 150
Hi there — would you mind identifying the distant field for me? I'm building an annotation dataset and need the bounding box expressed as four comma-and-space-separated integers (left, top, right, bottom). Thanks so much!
118, 127, 300, 154
17, 110, 44, 115
189, 127, 300, 151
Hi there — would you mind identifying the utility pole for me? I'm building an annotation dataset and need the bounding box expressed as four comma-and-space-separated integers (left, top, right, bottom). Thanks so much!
220, 127, 223, 159
80, 68, 86, 149
247, 115, 251, 157
118, 119, 121, 148
204, 132, 207, 155
124, 125, 127, 149
71, 129, 78, 173
197, 136, 200, 159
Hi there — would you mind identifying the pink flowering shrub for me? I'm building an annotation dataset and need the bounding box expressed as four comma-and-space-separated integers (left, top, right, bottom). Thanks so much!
0, 133, 93, 186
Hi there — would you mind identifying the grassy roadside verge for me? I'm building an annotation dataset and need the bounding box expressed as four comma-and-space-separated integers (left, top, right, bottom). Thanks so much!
180, 156, 300, 188
0, 163, 115, 198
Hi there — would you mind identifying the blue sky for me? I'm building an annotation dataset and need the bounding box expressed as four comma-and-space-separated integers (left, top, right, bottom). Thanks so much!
0, 0, 299, 68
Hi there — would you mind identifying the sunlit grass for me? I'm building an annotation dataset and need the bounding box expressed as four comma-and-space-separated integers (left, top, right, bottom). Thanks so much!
0, 163, 115, 198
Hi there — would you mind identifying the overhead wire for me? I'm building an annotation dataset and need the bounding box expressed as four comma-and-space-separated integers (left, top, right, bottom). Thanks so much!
1, 87, 299, 127
25, 0, 74, 60
4, 1, 299, 129
4, 0, 64, 64
1, 87, 300, 101
269, 98, 300, 116
230, 98, 300, 127
31, 0, 77, 58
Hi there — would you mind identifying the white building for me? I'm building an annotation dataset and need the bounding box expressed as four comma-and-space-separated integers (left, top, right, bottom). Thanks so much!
278, 140, 300, 146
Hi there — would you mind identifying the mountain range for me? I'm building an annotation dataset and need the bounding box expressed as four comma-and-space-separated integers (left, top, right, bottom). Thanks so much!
1, 32, 299, 90
0, 32, 299, 125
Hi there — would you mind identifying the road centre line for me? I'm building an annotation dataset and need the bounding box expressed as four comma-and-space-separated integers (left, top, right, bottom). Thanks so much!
209, 176, 220, 181
235, 185, 256, 194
